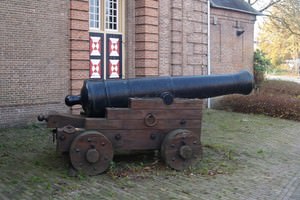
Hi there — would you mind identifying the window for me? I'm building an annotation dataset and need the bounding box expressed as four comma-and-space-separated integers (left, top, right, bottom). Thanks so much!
89, 0, 100, 29
89, 0, 124, 79
89, 0, 120, 32
105, 0, 118, 31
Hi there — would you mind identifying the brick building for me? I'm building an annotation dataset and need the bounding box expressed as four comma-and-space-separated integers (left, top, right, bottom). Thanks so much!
0, 0, 70, 127
0, 0, 257, 127
210, 0, 260, 74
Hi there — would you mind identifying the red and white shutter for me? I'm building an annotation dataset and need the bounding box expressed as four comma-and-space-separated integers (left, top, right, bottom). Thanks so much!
106, 34, 122, 79
89, 33, 104, 79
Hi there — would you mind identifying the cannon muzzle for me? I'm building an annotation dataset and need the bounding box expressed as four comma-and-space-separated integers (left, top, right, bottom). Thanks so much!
66, 71, 254, 117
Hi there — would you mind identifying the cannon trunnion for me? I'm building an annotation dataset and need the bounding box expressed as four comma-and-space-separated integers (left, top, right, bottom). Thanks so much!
39, 71, 254, 175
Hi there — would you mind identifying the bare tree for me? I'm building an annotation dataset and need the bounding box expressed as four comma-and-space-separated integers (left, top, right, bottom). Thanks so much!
257, 0, 300, 73
249, 0, 300, 37
247, 0, 283, 12
269, 0, 300, 36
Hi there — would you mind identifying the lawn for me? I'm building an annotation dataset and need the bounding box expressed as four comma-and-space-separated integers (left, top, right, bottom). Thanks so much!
1, 110, 300, 199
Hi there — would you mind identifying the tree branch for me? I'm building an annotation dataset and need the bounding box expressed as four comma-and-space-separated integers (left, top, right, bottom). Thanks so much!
248, 0, 259, 6
259, 0, 283, 12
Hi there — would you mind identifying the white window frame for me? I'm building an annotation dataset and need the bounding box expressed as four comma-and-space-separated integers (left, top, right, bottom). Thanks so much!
89, 0, 121, 33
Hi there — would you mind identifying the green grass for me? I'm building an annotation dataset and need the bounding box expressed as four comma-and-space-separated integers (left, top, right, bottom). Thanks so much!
1, 110, 300, 199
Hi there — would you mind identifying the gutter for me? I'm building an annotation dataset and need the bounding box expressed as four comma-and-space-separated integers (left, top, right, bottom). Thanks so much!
207, 0, 211, 108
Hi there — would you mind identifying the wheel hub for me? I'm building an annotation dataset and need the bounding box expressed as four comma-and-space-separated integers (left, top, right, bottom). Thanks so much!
86, 149, 100, 163
161, 129, 202, 170
69, 131, 113, 175
179, 145, 193, 160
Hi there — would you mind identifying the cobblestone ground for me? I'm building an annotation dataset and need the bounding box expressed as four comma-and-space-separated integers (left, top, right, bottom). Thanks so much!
1, 110, 300, 200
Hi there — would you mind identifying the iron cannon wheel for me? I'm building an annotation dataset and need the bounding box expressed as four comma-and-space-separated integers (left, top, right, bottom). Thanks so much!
161, 129, 201, 171
69, 131, 113, 176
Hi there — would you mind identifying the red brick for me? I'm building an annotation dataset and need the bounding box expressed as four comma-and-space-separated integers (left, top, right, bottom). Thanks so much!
136, 16, 159, 26
135, 67, 158, 77
70, 30, 89, 41
135, 42, 158, 51
71, 79, 84, 90
135, 0, 158, 9
135, 24, 159, 34
70, 50, 89, 60
135, 33, 159, 42
210, 7, 254, 75
71, 60, 89, 70
135, 59, 158, 68
135, 50, 158, 59
70, 19, 89, 31
70, 0, 88, 11
135, 8, 159, 17
0, 0, 70, 127
71, 40, 89, 50
71, 9, 88, 21
71, 69, 89, 80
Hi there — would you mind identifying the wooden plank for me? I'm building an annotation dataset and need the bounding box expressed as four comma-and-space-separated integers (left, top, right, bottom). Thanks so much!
85, 118, 202, 130
103, 130, 164, 151
106, 108, 202, 120
47, 113, 86, 128
129, 98, 203, 110
98, 128, 201, 152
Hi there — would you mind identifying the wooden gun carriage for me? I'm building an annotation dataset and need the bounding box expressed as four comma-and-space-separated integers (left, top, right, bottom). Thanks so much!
38, 71, 253, 175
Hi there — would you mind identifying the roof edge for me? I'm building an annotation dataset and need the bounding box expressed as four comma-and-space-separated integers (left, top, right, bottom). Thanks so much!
210, 1, 262, 16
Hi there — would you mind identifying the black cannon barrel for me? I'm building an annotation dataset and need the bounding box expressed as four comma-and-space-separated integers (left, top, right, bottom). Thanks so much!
65, 70, 254, 117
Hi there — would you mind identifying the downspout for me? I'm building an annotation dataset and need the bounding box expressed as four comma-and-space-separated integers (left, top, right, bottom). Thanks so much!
207, 0, 211, 108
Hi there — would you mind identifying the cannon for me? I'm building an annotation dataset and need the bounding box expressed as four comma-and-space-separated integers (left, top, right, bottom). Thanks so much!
38, 71, 253, 175
66, 71, 253, 117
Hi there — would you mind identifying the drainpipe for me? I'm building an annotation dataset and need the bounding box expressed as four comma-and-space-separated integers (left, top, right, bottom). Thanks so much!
207, 0, 211, 108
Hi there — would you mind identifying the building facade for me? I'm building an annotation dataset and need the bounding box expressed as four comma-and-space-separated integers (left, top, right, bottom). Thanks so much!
0, 0, 259, 127
0, 0, 209, 127
210, 0, 260, 74
70, 0, 209, 113
0, 0, 70, 127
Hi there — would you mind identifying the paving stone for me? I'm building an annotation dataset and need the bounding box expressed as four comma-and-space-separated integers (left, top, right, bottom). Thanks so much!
0, 110, 300, 199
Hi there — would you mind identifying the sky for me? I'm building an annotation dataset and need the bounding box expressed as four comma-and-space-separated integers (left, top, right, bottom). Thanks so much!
250, 0, 272, 42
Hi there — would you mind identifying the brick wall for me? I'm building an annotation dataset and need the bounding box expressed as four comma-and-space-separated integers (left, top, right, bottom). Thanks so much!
136, 0, 208, 77
0, 0, 209, 127
135, 0, 159, 77
209, 8, 256, 107
70, 0, 89, 113
70, 0, 89, 96
0, 0, 70, 127
125, 1, 136, 78
170, 0, 208, 76
68, 0, 208, 79
210, 8, 256, 74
